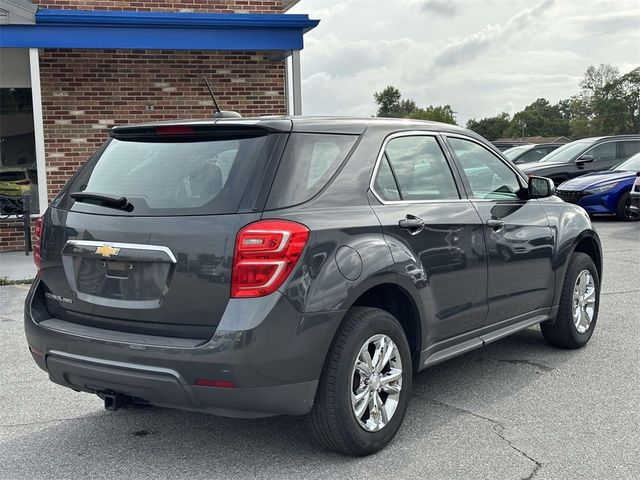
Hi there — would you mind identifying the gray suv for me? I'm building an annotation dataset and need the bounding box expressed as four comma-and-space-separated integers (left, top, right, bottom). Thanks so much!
25, 117, 602, 456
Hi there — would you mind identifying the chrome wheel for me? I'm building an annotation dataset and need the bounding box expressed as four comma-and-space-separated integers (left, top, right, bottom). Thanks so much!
351, 334, 403, 432
573, 270, 596, 334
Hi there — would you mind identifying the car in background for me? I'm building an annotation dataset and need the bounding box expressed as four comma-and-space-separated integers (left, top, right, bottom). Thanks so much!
630, 174, 640, 215
0, 167, 31, 197
556, 153, 640, 221
0, 167, 33, 215
492, 140, 528, 151
503, 143, 562, 165
520, 135, 640, 185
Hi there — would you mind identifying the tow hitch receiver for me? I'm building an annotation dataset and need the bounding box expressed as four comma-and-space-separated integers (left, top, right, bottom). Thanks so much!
103, 393, 133, 411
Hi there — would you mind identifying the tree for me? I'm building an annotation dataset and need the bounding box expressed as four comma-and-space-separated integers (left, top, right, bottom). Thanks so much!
409, 105, 457, 124
604, 67, 640, 133
566, 64, 639, 136
374, 86, 402, 117
466, 113, 511, 140
504, 98, 570, 137
373, 86, 457, 125
580, 64, 620, 98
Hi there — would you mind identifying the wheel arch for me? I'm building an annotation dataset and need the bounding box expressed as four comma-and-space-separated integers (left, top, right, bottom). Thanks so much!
350, 283, 423, 371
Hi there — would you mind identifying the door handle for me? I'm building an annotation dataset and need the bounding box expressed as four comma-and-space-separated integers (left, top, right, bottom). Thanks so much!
485, 218, 505, 231
399, 215, 425, 233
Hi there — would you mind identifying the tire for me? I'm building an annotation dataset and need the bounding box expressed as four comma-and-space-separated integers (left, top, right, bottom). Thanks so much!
309, 307, 412, 456
541, 252, 600, 349
615, 191, 640, 221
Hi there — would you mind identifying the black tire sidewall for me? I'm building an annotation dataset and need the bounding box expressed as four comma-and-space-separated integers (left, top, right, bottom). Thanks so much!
617, 191, 639, 221
559, 254, 600, 346
331, 309, 412, 454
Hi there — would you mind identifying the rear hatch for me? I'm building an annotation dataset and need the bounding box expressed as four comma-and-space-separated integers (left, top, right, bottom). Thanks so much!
39, 121, 290, 340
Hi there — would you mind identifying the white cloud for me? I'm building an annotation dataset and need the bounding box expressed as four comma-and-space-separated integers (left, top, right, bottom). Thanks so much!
292, 0, 640, 125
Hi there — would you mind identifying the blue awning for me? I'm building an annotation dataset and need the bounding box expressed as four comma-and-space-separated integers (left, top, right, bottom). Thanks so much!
0, 9, 319, 53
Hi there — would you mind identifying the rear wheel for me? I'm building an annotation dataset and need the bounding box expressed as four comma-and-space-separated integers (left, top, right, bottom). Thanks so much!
309, 307, 412, 456
541, 252, 600, 348
616, 191, 640, 221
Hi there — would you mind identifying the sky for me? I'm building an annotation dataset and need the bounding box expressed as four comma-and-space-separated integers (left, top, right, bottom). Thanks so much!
290, 0, 640, 125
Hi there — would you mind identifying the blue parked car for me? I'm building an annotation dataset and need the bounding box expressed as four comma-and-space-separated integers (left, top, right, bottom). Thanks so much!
556, 152, 640, 221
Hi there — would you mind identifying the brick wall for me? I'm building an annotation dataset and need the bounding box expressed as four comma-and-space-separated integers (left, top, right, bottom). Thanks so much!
0, 1, 289, 252
39, 49, 286, 201
0, 218, 37, 253
33, 1, 282, 13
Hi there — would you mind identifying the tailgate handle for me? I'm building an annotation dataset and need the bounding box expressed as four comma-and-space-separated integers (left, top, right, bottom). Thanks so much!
63, 240, 177, 264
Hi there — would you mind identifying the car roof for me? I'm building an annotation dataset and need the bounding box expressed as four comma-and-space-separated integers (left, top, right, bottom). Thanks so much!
111, 115, 472, 136
572, 135, 640, 143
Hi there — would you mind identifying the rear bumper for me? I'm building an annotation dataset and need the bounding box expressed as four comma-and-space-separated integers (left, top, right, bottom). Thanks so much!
25, 279, 344, 417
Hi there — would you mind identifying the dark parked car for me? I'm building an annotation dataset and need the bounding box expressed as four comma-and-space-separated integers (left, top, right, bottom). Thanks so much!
25, 117, 603, 456
503, 143, 562, 165
521, 135, 640, 185
556, 152, 640, 221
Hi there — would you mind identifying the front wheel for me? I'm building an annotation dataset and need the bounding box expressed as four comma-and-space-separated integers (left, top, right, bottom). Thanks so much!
309, 307, 412, 456
541, 252, 600, 348
616, 191, 640, 221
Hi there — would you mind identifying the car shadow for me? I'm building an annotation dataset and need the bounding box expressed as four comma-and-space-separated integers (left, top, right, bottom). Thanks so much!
2, 328, 580, 478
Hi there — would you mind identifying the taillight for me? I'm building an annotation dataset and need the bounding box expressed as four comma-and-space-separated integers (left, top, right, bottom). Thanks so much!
231, 220, 309, 298
33, 216, 43, 274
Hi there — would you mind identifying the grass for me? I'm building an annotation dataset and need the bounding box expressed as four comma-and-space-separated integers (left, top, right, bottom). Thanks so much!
0, 277, 33, 286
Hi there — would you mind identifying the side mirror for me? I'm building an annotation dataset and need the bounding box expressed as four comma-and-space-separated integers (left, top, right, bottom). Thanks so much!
576, 154, 594, 164
528, 176, 555, 199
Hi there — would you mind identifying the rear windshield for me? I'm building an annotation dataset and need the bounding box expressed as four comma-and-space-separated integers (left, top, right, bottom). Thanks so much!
65, 134, 269, 215
266, 133, 358, 209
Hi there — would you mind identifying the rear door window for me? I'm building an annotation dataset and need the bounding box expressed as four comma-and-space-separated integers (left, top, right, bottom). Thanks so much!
63, 134, 270, 216
617, 140, 640, 161
375, 135, 460, 201
266, 133, 358, 209
585, 142, 616, 162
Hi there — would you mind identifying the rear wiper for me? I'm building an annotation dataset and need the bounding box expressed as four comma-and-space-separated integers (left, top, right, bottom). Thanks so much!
70, 191, 132, 211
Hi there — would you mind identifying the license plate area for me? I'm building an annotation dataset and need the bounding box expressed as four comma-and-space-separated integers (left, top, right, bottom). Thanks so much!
104, 260, 130, 279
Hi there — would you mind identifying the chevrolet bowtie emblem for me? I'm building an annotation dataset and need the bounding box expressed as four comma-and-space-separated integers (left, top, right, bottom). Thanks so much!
95, 244, 120, 258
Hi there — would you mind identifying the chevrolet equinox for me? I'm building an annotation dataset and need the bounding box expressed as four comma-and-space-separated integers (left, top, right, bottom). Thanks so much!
25, 117, 603, 456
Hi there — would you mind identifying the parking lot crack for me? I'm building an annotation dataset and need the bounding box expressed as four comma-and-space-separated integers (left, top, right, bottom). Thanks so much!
416, 395, 543, 480
492, 359, 554, 372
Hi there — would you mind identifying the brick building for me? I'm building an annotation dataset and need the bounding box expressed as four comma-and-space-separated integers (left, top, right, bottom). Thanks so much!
0, 0, 317, 252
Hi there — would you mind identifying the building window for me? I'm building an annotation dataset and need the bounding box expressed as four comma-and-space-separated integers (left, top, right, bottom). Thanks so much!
0, 48, 39, 216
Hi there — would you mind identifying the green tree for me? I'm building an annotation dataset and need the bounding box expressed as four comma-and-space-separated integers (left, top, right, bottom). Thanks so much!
373, 86, 457, 125
566, 64, 640, 136
466, 113, 511, 140
373, 86, 402, 117
504, 98, 570, 137
604, 67, 640, 133
409, 105, 457, 124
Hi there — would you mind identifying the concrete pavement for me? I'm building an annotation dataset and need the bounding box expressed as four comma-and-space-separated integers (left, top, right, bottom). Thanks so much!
0, 218, 638, 479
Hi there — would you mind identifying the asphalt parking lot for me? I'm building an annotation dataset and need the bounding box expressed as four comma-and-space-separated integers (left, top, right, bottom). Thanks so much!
1, 218, 638, 479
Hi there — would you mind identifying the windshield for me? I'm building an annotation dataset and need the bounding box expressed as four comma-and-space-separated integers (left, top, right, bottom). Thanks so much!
540, 140, 593, 163
503, 145, 530, 160
615, 153, 640, 171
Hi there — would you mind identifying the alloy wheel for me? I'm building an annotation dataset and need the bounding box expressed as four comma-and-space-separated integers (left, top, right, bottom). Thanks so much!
572, 270, 596, 334
351, 334, 403, 432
